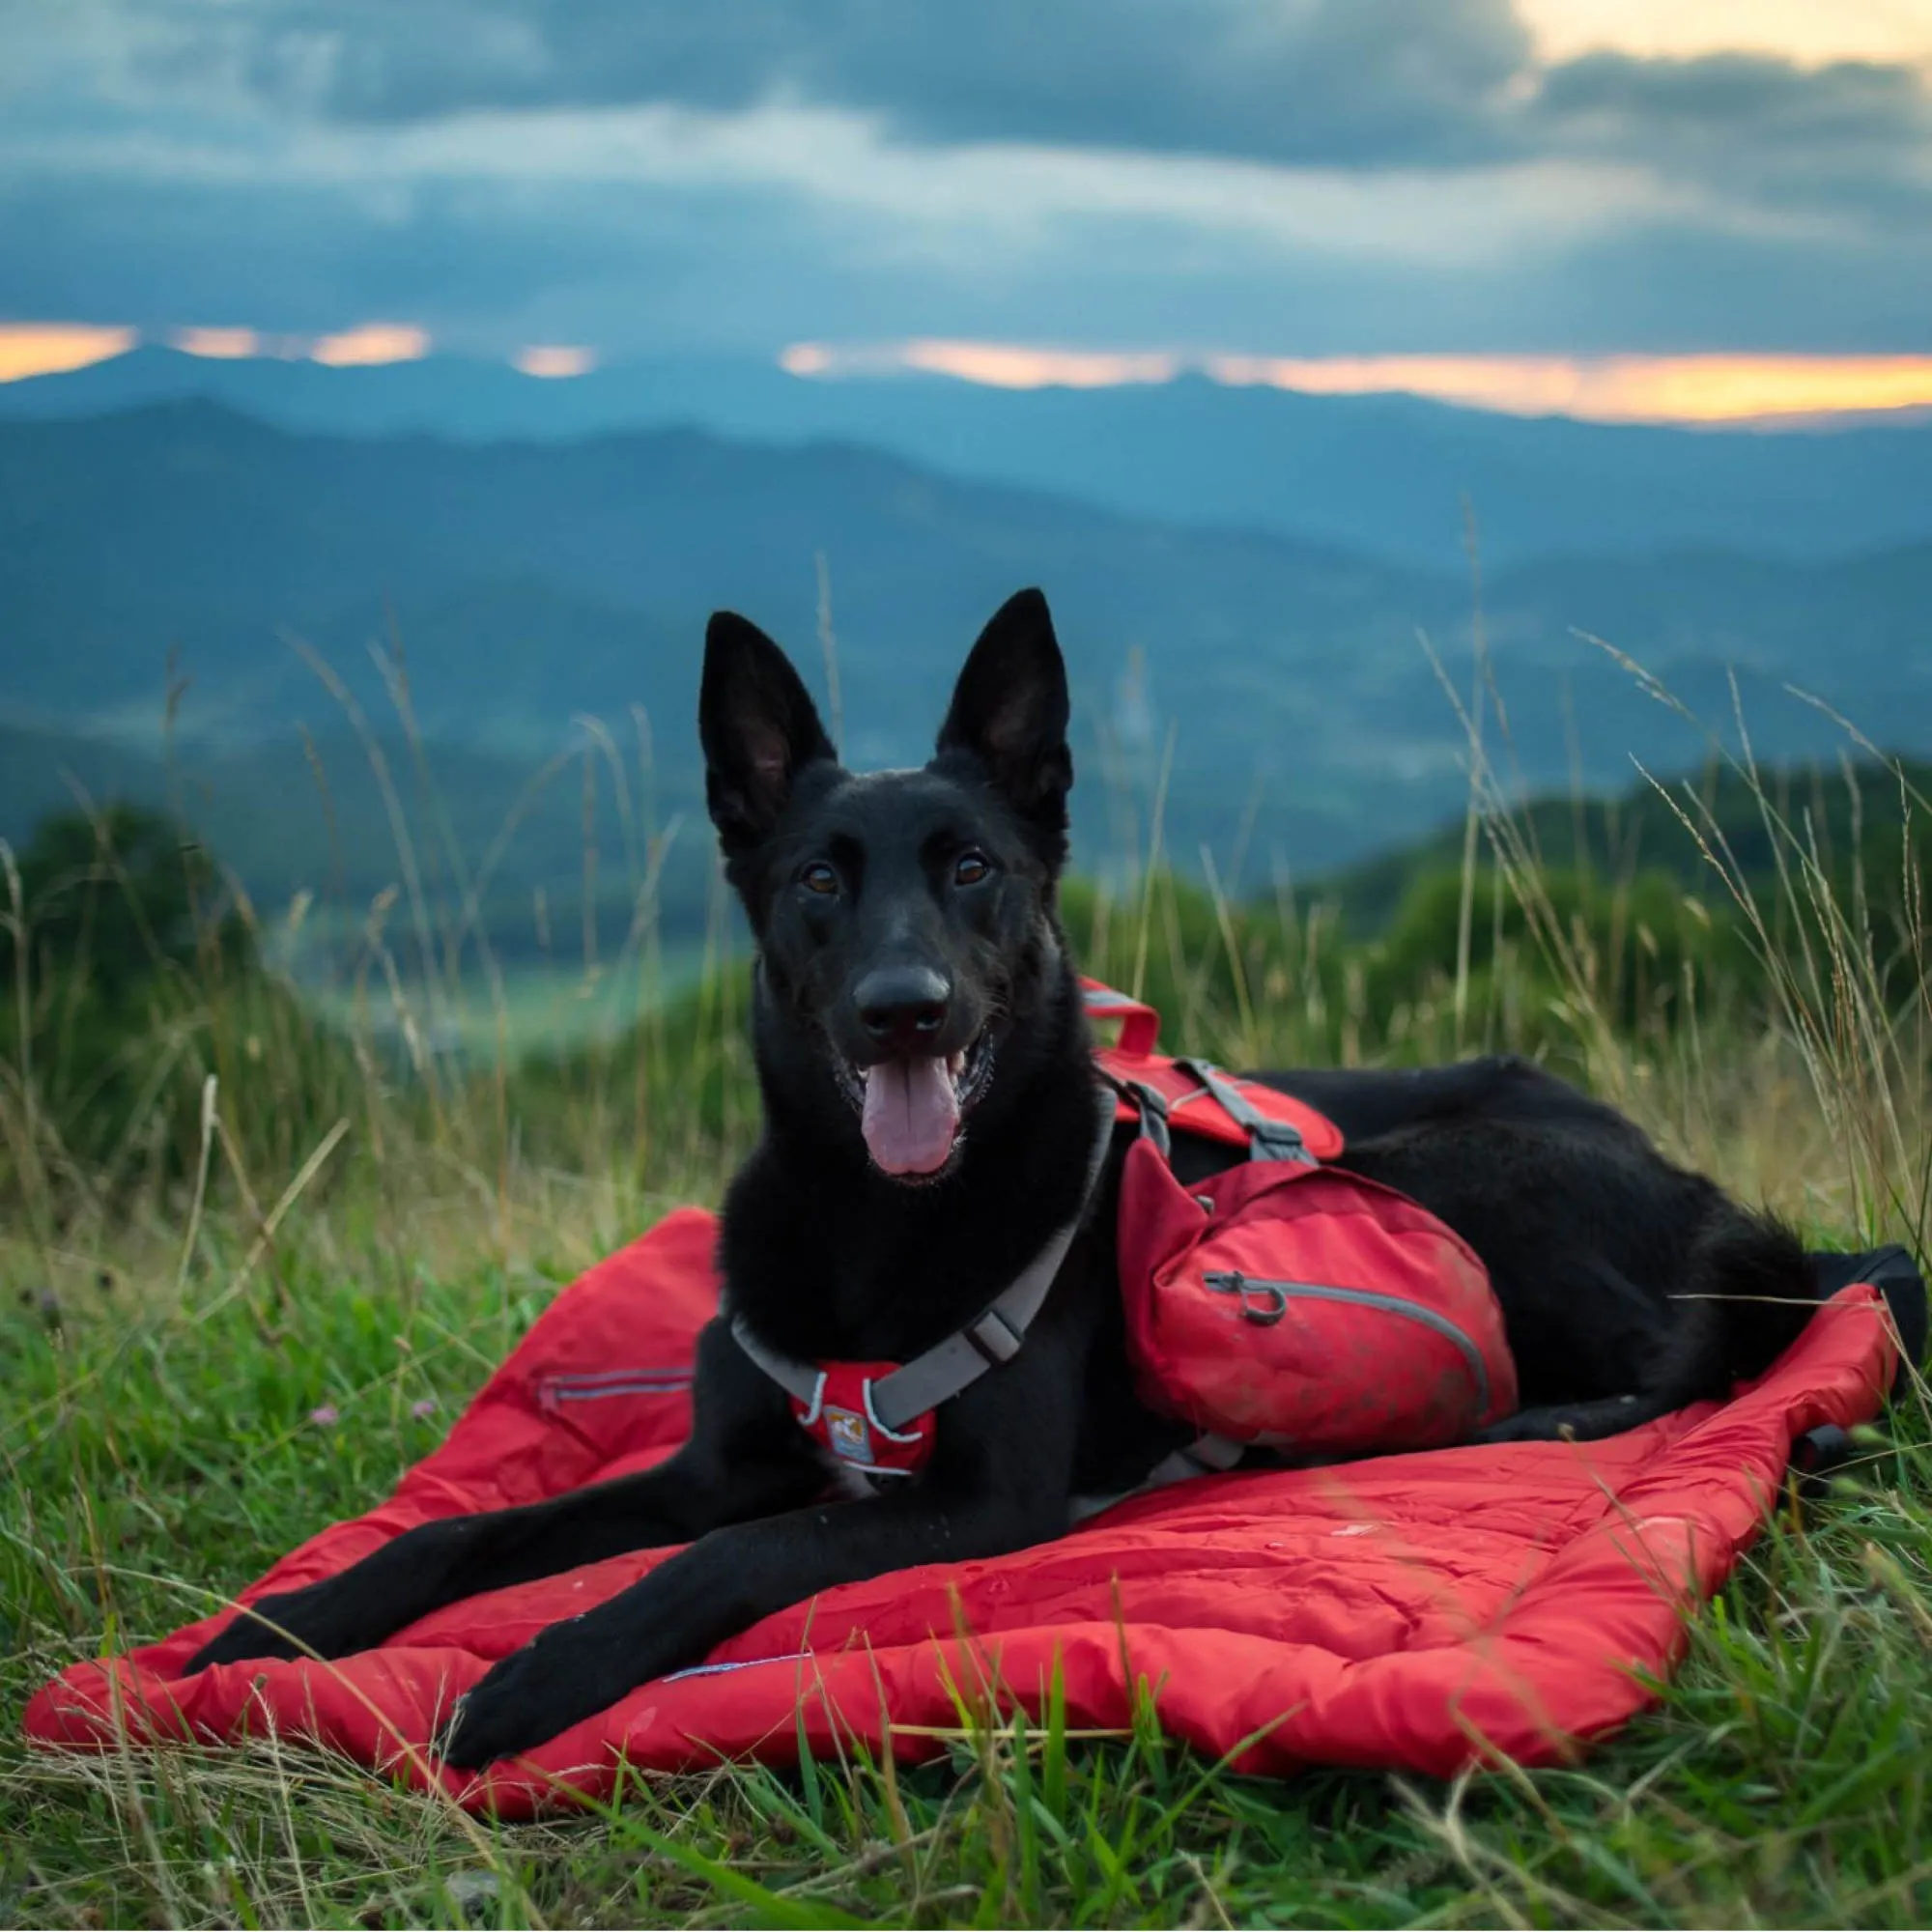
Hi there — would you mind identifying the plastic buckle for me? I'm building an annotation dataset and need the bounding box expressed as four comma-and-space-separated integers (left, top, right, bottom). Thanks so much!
1247, 1118, 1314, 1167
1102, 1074, 1172, 1157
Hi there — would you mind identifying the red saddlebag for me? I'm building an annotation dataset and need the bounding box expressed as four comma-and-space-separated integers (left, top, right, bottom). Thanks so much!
1086, 980, 1519, 1456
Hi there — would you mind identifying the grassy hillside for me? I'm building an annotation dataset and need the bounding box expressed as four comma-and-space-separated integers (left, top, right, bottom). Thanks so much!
2, 729, 1928, 1924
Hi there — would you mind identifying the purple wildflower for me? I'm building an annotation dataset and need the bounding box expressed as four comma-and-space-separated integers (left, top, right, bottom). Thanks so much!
308, 1404, 340, 1427
411, 1397, 440, 1420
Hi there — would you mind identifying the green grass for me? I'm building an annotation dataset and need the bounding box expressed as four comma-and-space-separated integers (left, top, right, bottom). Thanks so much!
3, 1207, 1930, 1927
4, 658, 1931, 1927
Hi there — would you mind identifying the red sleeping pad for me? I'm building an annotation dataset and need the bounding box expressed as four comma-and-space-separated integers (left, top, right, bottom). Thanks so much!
25, 1208, 1901, 1818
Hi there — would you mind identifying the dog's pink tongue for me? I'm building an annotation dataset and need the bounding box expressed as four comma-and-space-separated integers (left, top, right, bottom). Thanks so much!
861, 1057, 961, 1175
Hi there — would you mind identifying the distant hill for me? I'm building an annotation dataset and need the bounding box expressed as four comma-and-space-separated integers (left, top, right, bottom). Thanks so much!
6, 347, 1932, 571
4, 400, 1930, 894
10, 705, 1923, 1014
1314, 754, 1932, 934
0, 719, 718, 972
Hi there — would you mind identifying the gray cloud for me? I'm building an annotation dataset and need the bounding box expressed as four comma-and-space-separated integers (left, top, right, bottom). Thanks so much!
4, 0, 1930, 363
0, 166, 923, 354
156, 0, 1535, 169
122, 0, 1932, 209
1538, 48, 1928, 151
1533, 50, 1932, 214
7, 143, 1929, 363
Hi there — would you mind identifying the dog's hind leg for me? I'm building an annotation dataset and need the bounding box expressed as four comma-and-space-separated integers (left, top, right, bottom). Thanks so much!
1478, 1205, 1820, 1445
1472, 1391, 1680, 1443
1641, 1205, 1819, 1404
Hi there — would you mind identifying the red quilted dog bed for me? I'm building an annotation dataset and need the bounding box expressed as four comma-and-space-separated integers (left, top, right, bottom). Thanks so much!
24, 1208, 1903, 1817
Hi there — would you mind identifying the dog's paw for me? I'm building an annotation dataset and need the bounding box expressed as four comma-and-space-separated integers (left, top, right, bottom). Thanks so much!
435, 1622, 634, 1770
435, 1648, 564, 1770
183, 1577, 384, 1673
184, 1591, 326, 1672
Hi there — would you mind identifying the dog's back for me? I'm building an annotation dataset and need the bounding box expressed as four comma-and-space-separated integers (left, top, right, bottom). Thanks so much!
1238, 1057, 1816, 1438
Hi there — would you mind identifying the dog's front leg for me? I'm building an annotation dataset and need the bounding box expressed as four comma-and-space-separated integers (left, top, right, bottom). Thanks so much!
438, 1324, 1083, 1767
186, 1320, 817, 1671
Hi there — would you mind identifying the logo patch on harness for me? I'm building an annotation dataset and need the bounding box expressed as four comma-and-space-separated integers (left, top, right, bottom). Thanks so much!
823, 1405, 870, 1463
786, 1361, 937, 1477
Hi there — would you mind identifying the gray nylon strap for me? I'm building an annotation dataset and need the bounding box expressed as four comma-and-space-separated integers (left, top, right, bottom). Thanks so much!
1072, 1433, 1246, 1521
731, 1081, 1118, 1431
867, 1084, 1117, 1429
1143, 1432, 1245, 1489
729, 1318, 820, 1406
1098, 1066, 1172, 1156
1173, 1058, 1314, 1165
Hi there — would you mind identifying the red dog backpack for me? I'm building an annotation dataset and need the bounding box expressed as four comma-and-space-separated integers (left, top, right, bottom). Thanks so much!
734, 980, 1518, 1486
1089, 982, 1519, 1462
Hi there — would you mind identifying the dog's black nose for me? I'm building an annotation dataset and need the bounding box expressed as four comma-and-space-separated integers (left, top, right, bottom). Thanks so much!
854, 965, 951, 1052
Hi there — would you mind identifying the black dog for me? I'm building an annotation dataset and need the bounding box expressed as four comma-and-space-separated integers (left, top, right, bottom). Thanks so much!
188, 588, 1817, 1767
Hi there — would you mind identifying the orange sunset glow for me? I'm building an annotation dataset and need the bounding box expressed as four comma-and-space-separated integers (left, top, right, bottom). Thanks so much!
9, 326, 1932, 426
1205, 354, 1932, 424
514, 345, 599, 379
308, 323, 430, 367
782, 341, 1932, 424
782, 340, 1185, 390
171, 327, 265, 359
1520, 0, 1932, 66
0, 324, 138, 383
0, 322, 436, 382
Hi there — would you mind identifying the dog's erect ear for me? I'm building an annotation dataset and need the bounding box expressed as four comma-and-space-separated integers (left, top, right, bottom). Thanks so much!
936, 588, 1072, 838
700, 612, 837, 852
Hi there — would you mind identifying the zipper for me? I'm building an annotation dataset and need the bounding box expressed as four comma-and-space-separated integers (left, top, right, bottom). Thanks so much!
538, 1367, 693, 1413
1202, 1271, 1492, 1412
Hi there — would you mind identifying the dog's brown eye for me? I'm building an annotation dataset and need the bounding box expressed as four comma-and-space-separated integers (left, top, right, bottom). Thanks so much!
801, 862, 839, 896
953, 849, 991, 887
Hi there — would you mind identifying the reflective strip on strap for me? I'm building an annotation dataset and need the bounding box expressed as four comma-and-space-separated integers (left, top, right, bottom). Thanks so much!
1173, 1057, 1315, 1165
1081, 980, 1160, 1053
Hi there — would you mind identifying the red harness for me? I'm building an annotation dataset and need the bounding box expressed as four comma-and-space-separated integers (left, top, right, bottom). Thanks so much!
733, 980, 1517, 1489
781, 1361, 936, 1479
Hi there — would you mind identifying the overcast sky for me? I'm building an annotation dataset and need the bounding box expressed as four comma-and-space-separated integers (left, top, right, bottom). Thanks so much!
4, 0, 1931, 374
